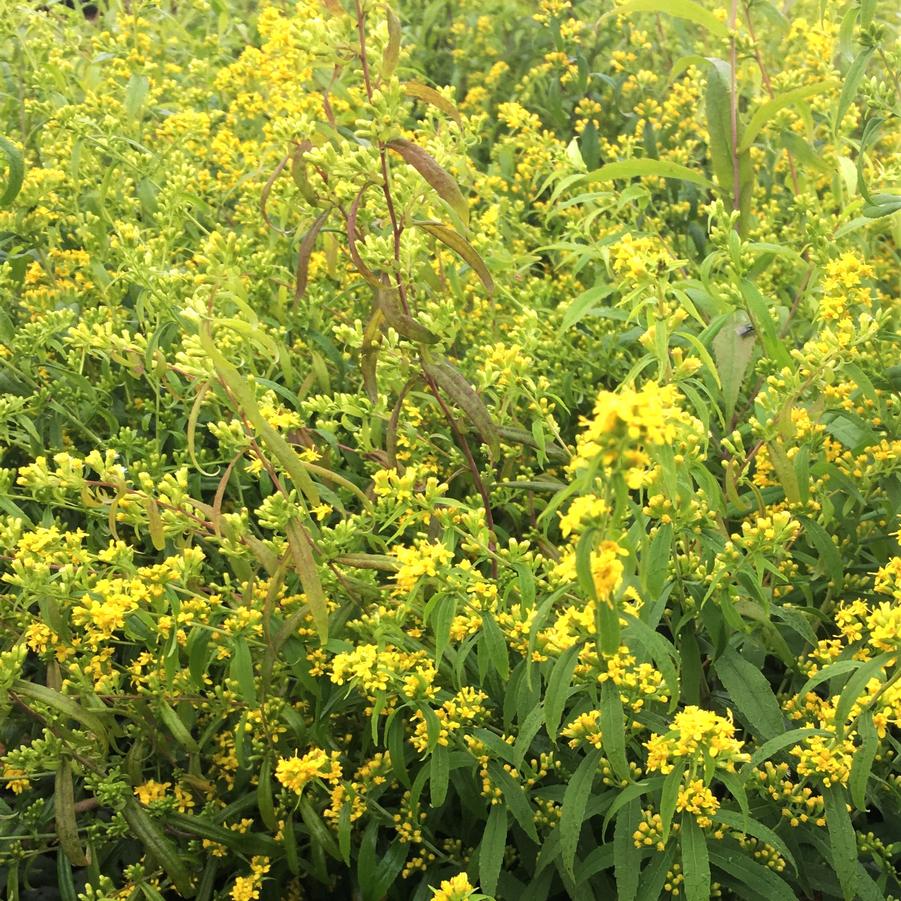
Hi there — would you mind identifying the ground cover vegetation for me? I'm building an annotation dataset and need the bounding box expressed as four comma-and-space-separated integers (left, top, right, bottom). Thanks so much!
0, 0, 899, 898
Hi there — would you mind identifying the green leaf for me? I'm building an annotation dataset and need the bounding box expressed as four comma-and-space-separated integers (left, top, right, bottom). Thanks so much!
230, 638, 257, 706
0, 135, 24, 207
660, 760, 687, 843
637, 843, 676, 900
55, 759, 88, 867
741, 727, 829, 776
708, 846, 796, 901
681, 815, 710, 901
739, 81, 836, 151
479, 804, 507, 895
824, 784, 858, 900
481, 613, 510, 680
124, 800, 196, 897
124, 73, 151, 120
487, 763, 539, 842
560, 283, 616, 331
12, 681, 109, 748
587, 158, 714, 190
711, 810, 796, 871
834, 653, 891, 736
713, 647, 785, 740
705, 59, 753, 232
614, 799, 642, 901
607, 0, 729, 38
165, 812, 278, 857
198, 325, 320, 507
430, 744, 449, 807
57, 850, 78, 901
600, 680, 630, 783
285, 518, 329, 644
602, 779, 660, 838
849, 711, 878, 809
713, 312, 756, 422
560, 748, 602, 879
800, 517, 843, 586
159, 701, 200, 754
740, 280, 791, 368
545, 645, 580, 741
642, 523, 672, 601
299, 797, 342, 861
834, 49, 874, 136
256, 757, 277, 832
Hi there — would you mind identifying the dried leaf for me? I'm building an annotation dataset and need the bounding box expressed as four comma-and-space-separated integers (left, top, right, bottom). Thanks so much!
376, 286, 439, 344
386, 138, 468, 224
382, 6, 401, 80
417, 222, 493, 294
294, 210, 331, 303
423, 358, 500, 459
403, 82, 462, 124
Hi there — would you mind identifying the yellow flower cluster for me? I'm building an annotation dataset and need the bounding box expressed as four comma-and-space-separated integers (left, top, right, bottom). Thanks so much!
393, 539, 455, 595
275, 748, 342, 795
645, 707, 748, 774
676, 779, 720, 828
570, 382, 700, 487
411, 688, 490, 753
430, 873, 477, 900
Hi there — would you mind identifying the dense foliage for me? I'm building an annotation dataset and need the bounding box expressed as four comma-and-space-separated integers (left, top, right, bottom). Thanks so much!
0, 0, 899, 899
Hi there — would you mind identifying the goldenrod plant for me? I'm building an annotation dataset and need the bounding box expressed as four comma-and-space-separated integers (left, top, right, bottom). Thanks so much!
0, 0, 898, 898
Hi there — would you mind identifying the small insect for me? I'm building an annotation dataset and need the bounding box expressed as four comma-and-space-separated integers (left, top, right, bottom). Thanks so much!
737, 323, 756, 337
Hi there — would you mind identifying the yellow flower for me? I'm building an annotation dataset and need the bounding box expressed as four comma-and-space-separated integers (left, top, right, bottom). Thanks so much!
230, 857, 270, 901
275, 748, 342, 794
645, 706, 748, 774
2, 767, 31, 795
676, 778, 719, 827
430, 873, 478, 901
591, 540, 627, 601
134, 780, 170, 805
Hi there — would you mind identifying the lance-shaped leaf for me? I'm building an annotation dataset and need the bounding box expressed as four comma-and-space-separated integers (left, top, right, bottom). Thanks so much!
290, 140, 319, 205
607, 0, 728, 38
403, 82, 462, 124
386, 138, 468, 224
146, 497, 165, 551
382, 6, 401, 80
0, 135, 24, 207
422, 357, 500, 459
198, 324, 321, 508
360, 306, 383, 402
294, 210, 331, 302
286, 518, 329, 643
55, 759, 88, 867
417, 222, 494, 294
346, 184, 381, 286
587, 158, 713, 190
124, 799, 196, 897
739, 81, 837, 152
260, 152, 292, 234
705, 58, 753, 232
376, 286, 439, 344
12, 680, 109, 746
